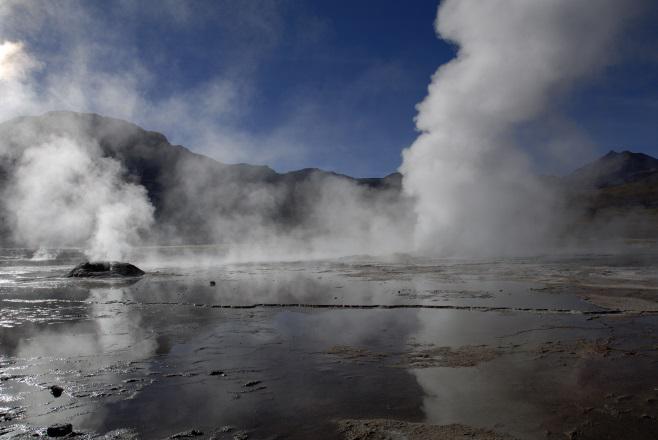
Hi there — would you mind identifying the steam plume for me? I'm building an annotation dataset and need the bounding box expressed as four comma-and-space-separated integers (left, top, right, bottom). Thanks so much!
0, 39, 154, 260
6, 137, 154, 260
401, 0, 640, 255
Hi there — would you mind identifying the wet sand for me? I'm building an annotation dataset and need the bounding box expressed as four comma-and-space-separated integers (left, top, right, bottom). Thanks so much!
0, 250, 657, 439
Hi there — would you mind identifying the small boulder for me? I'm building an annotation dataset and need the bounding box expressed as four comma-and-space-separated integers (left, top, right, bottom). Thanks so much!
49, 385, 64, 397
67, 261, 145, 278
47, 423, 73, 437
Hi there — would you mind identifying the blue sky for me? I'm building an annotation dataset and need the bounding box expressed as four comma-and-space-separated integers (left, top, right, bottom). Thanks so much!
1, 0, 657, 177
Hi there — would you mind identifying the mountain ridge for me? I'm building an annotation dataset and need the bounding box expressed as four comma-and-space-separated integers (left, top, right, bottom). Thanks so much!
0, 111, 411, 246
3, 111, 655, 189
0, 111, 656, 245
565, 149, 658, 189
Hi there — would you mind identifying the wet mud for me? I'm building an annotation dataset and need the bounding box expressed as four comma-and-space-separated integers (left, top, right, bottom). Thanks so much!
0, 250, 657, 439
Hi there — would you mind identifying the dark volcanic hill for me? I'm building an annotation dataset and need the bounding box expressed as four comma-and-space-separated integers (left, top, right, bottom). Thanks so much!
565, 150, 658, 189
0, 111, 407, 246
562, 149, 658, 209
559, 150, 658, 240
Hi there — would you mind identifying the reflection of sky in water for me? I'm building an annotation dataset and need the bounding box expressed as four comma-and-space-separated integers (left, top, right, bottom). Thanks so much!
14, 287, 155, 359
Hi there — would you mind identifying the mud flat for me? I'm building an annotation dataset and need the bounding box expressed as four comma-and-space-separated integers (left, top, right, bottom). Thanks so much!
337, 419, 516, 440
0, 249, 657, 439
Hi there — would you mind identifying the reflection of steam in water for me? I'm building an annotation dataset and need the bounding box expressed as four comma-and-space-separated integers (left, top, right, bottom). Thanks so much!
0, 256, 655, 437
16, 287, 155, 361
405, 309, 609, 439
89, 287, 156, 358
413, 366, 545, 438
406, 308, 546, 437
1, 286, 157, 434
16, 287, 155, 368
84, 307, 425, 438
139, 264, 407, 307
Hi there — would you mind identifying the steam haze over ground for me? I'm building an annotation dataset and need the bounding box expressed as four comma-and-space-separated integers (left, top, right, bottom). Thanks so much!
0, 0, 656, 260
2, 3, 658, 440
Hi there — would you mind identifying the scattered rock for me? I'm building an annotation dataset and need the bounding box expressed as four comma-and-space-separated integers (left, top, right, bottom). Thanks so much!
209, 281, 216, 286
565, 430, 578, 440
232, 432, 249, 440
243, 380, 262, 387
337, 419, 517, 440
67, 261, 145, 278
49, 385, 64, 397
0, 406, 24, 422
398, 345, 500, 368
326, 345, 388, 362
209, 370, 226, 377
97, 428, 140, 439
327, 344, 501, 368
170, 429, 203, 438
47, 423, 73, 437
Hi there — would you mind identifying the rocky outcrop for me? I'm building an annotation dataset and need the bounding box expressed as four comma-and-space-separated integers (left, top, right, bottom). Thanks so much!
67, 261, 145, 278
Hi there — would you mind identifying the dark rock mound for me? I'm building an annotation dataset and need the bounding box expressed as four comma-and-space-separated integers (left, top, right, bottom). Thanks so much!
566, 150, 658, 189
47, 423, 73, 437
67, 261, 145, 278
49, 385, 64, 397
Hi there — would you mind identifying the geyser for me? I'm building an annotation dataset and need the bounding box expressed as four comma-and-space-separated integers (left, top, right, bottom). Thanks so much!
400, 0, 641, 256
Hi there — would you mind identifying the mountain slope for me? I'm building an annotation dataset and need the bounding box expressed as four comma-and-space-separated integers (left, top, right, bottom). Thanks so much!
0, 111, 656, 248
559, 150, 658, 240
0, 111, 409, 247
565, 150, 658, 189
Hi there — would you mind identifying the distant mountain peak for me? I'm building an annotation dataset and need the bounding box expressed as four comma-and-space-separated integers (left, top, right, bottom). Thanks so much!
567, 149, 658, 188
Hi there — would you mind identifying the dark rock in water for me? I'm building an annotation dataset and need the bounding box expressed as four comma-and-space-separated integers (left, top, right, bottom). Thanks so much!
47, 423, 73, 437
49, 385, 64, 397
209, 280, 216, 286
67, 261, 145, 278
